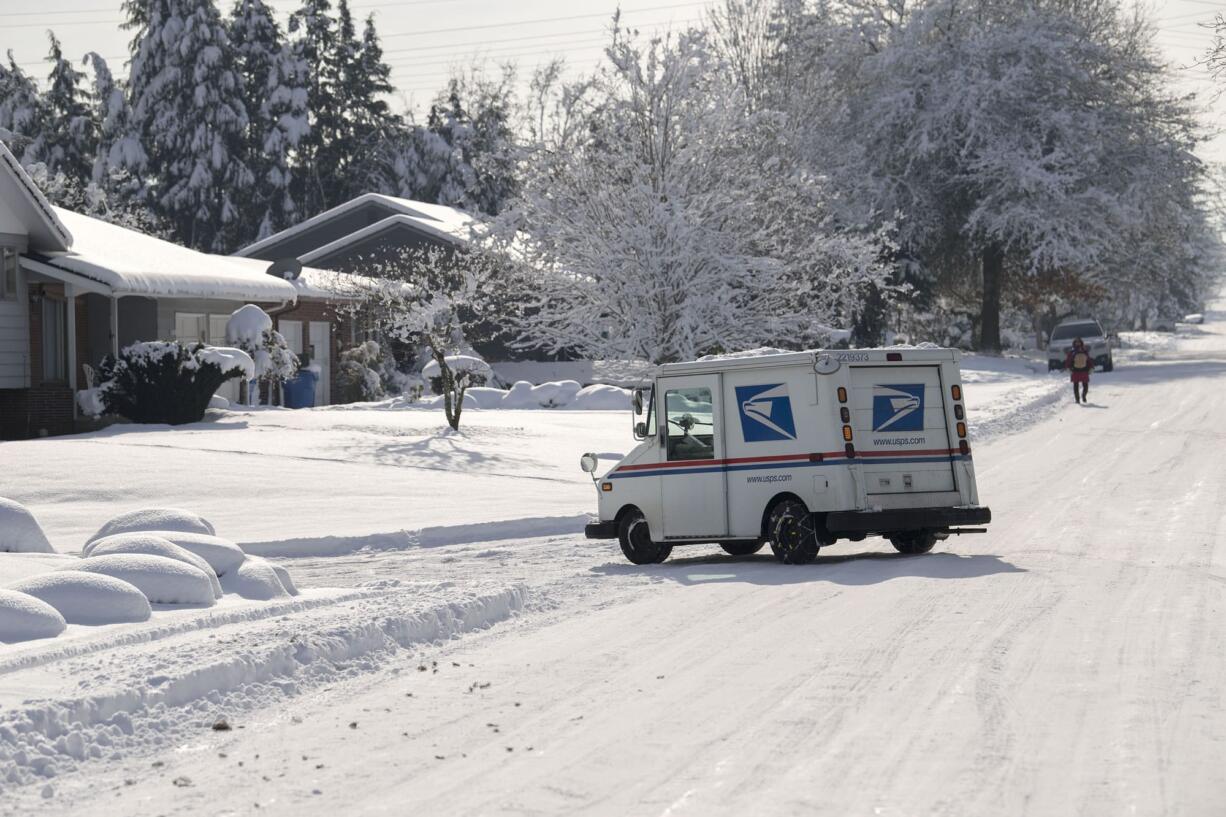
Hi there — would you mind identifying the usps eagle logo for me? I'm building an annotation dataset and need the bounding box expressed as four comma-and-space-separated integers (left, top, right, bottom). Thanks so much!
736, 383, 797, 442
872, 384, 925, 432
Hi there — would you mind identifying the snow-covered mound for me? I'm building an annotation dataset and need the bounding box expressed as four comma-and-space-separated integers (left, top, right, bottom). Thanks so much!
0, 588, 66, 642
220, 556, 290, 601
7, 571, 152, 625
69, 555, 217, 606
87, 508, 216, 545
268, 561, 299, 596
503, 379, 583, 408
0, 497, 54, 554
225, 303, 273, 347
86, 534, 223, 599
131, 531, 247, 576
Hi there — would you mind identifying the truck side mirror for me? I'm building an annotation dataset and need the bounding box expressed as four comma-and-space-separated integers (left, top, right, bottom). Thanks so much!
579, 452, 599, 473
634, 421, 648, 440
632, 389, 644, 415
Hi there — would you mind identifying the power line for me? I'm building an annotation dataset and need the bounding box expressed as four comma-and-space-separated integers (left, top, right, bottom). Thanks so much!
379, 1, 711, 40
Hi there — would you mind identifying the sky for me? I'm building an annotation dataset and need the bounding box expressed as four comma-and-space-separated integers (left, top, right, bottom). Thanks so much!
1, 0, 1225, 161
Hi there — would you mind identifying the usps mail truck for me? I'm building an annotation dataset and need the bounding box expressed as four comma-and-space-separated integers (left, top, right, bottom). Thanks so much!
581, 348, 991, 565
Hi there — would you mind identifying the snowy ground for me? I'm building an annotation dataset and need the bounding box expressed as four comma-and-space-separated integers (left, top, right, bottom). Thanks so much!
2, 324, 1224, 814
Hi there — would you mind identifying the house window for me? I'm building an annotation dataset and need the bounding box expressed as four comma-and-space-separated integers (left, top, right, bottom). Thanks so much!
42, 297, 67, 382
174, 312, 207, 344
0, 247, 17, 300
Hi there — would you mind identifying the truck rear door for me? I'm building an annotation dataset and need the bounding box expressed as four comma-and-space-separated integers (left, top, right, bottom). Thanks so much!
848, 363, 957, 496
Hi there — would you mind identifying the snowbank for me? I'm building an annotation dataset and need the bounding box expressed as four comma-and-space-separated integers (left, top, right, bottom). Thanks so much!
135, 531, 247, 576
220, 556, 290, 601
87, 533, 223, 599
421, 380, 631, 411
86, 508, 216, 545
0, 589, 66, 642
7, 571, 152, 625
70, 555, 217, 606
0, 497, 54, 553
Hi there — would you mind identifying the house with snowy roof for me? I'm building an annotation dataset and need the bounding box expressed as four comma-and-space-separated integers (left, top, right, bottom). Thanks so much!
0, 143, 357, 439
234, 192, 475, 272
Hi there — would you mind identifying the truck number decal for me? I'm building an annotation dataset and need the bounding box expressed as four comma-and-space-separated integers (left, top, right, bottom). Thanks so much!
836, 352, 871, 362
735, 384, 797, 442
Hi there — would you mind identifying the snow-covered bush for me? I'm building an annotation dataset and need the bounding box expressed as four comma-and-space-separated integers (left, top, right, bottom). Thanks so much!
87, 507, 216, 545
71, 554, 217, 606
220, 556, 290, 600
0, 589, 66, 643
337, 340, 387, 403
86, 533, 222, 599
7, 572, 152, 625
122, 531, 247, 577
423, 354, 491, 395
226, 305, 299, 404
0, 497, 54, 553
90, 342, 254, 425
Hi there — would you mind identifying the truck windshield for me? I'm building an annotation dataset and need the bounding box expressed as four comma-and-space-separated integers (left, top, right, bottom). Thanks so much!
1052, 321, 1101, 341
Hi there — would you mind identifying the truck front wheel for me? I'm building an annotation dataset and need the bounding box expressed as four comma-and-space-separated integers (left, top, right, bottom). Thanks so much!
889, 531, 938, 555
618, 509, 672, 565
767, 499, 822, 565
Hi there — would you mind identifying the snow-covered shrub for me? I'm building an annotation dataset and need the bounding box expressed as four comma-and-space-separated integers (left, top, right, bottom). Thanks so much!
87, 508, 216, 545
7, 572, 152, 625
0, 589, 66, 643
337, 340, 387, 403
423, 354, 491, 395
121, 531, 247, 577
226, 305, 300, 404
267, 561, 299, 596
71, 554, 217, 606
92, 341, 253, 425
220, 556, 290, 600
86, 534, 222, 599
0, 497, 54, 553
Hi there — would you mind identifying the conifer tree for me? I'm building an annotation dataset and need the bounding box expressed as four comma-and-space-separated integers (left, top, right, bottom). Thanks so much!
42, 33, 96, 185
0, 52, 47, 166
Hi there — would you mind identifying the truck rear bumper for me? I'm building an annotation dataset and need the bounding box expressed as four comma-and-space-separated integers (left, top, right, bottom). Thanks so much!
585, 520, 619, 540
827, 506, 991, 536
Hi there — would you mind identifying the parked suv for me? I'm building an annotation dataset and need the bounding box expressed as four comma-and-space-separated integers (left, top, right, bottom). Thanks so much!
1047, 318, 1113, 372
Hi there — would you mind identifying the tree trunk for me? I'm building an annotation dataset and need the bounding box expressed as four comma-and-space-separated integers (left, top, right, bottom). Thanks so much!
980, 244, 1003, 353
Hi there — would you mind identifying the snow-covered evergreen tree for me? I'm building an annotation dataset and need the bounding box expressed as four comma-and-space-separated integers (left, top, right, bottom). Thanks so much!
229, 0, 309, 240
40, 32, 97, 187
85, 52, 146, 190
288, 0, 341, 214
0, 52, 48, 165
125, 0, 254, 251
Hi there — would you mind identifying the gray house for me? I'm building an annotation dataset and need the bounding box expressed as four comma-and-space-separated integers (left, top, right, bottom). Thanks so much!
235, 193, 475, 272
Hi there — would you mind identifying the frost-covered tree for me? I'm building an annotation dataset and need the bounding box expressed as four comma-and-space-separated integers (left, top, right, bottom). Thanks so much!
85, 53, 147, 191
125, 0, 254, 251
498, 26, 887, 363
230, 0, 309, 240
792, 0, 1219, 348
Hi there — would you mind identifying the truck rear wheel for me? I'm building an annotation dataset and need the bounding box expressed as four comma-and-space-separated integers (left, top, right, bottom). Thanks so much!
720, 541, 764, 556
618, 509, 672, 565
766, 499, 822, 565
889, 531, 938, 555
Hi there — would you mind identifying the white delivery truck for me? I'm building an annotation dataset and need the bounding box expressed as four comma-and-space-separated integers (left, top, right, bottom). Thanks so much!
581, 348, 991, 565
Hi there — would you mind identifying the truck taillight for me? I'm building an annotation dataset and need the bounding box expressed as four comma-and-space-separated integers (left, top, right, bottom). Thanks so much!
959, 440, 970, 456
842, 425, 854, 442
837, 387, 848, 403
840, 407, 850, 423
845, 443, 856, 458
954, 404, 964, 420
956, 422, 967, 438
951, 385, 962, 401
886, 352, 902, 361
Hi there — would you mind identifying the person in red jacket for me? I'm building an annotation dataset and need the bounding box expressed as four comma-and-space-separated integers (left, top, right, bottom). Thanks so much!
1065, 337, 1093, 403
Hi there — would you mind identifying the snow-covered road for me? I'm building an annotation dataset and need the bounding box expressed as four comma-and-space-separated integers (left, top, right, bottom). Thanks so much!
5, 319, 1226, 815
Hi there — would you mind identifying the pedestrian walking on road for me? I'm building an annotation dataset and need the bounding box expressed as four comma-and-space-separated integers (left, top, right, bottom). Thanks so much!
1066, 337, 1093, 403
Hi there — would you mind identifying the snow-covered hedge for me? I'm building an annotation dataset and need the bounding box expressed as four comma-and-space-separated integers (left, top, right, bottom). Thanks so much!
72, 554, 218, 606
7, 572, 152, 625
87, 341, 254, 425
421, 380, 631, 411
